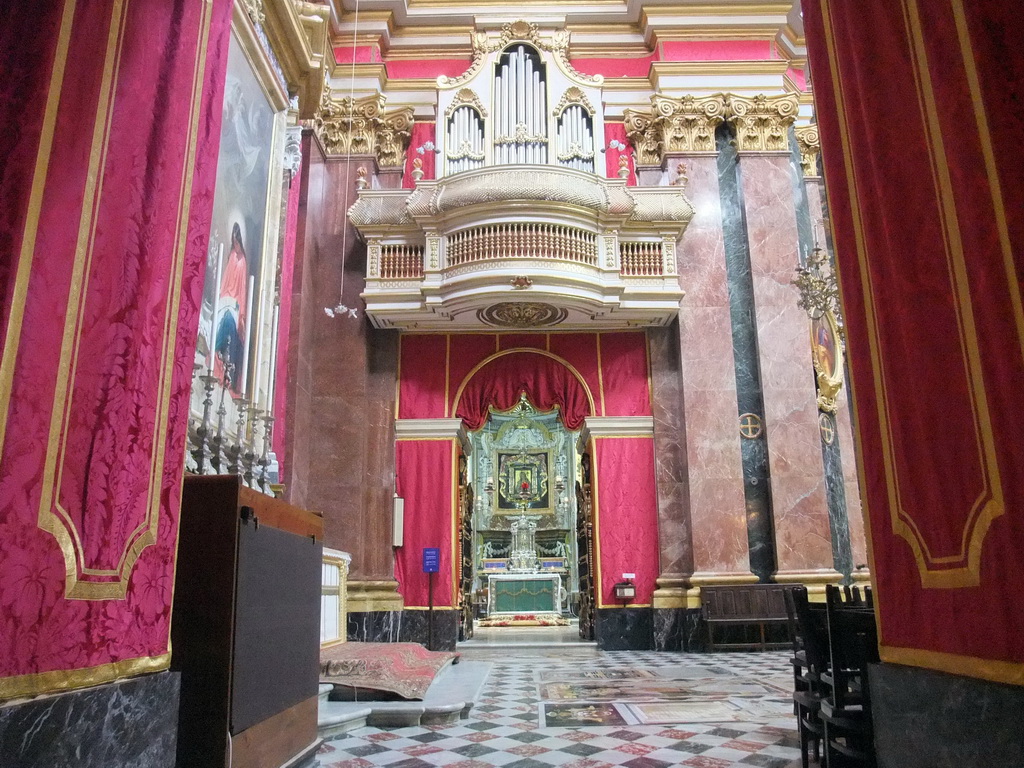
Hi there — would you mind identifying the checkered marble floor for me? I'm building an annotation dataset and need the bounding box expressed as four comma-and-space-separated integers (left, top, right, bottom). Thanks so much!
316, 645, 801, 768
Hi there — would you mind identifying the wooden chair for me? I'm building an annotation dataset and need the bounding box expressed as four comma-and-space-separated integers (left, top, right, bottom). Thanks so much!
786, 587, 830, 768
820, 585, 879, 767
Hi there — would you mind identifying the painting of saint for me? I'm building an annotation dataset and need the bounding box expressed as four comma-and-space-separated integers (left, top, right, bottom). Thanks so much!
199, 30, 277, 397
213, 222, 249, 391
812, 314, 838, 379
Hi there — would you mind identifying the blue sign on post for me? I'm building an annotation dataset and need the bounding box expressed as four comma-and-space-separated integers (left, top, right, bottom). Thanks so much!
422, 547, 440, 573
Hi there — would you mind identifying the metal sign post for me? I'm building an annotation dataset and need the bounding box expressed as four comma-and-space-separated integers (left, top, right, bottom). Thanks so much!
422, 547, 440, 650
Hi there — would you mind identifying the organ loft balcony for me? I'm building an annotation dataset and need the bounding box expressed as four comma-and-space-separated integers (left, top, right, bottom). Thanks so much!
349, 164, 694, 330
338, 20, 696, 331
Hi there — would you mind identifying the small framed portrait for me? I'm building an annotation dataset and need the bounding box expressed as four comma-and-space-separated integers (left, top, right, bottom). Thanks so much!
495, 450, 553, 514
810, 310, 844, 411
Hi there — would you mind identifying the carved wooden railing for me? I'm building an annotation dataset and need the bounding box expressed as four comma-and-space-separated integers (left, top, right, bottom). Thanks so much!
619, 241, 664, 276
447, 223, 598, 267
380, 244, 424, 279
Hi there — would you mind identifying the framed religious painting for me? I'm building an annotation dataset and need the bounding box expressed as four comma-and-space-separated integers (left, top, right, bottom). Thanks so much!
198, 9, 287, 403
495, 450, 553, 515
810, 310, 844, 412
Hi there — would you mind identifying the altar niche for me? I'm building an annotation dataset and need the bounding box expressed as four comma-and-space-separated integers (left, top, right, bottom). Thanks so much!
468, 395, 586, 631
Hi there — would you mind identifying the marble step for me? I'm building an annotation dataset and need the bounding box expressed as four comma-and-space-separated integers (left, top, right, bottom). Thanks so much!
317, 660, 492, 733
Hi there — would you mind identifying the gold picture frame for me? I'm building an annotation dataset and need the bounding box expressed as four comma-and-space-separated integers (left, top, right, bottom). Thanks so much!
811, 310, 844, 412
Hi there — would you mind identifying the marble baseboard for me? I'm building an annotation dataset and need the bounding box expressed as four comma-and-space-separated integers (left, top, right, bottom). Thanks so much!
653, 608, 704, 651
347, 610, 403, 643
870, 662, 1024, 768
595, 608, 653, 651
399, 610, 458, 652
0, 671, 179, 768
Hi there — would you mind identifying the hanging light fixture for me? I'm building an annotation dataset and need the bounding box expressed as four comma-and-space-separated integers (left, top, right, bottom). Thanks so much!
792, 245, 844, 341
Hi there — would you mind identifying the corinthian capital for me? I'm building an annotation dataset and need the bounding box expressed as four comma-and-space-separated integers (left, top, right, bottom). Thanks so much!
313, 90, 414, 167
651, 93, 727, 154
724, 93, 799, 153
623, 108, 661, 166
794, 124, 821, 177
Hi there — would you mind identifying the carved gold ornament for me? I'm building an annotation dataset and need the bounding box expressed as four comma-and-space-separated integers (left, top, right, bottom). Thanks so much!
623, 109, 661, 166
626, 93, 799, 164
477, 302, 568, 327
810, 310, 845, 413
553, 87, 595, 117
314, 90, 414, 167
445, 89, 488, 120
726, 93, 799, 153
495, 123, 548, 146
795, 125, 821, 177
438, 21, 602, 89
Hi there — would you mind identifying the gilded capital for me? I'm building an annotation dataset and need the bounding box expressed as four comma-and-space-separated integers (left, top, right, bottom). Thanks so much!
623, 108, 661, 166
795, 124, 821, 177
652, 93, 727, 154
724, 93, 799, 153
314, 90, 414, 167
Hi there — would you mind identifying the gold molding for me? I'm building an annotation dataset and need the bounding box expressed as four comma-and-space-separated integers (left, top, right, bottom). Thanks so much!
313, 90, 414, 166
263, 0, 331, 118
726, 92, 799, 153
0, 653, 171, 701
346, 579, 404, 612
795, 124, 821, 177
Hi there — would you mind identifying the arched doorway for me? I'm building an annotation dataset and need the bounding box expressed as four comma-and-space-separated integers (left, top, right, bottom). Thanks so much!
453, 350, 597, 642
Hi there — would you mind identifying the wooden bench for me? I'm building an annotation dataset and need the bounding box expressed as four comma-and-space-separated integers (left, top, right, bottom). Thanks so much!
701, 584, 799, 651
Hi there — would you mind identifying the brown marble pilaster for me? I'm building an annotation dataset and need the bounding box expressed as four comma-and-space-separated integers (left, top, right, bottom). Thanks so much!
647, 323, 693, 596
670, 153, 754, 590
739, 152, 836, 580
286, 136, 399, 602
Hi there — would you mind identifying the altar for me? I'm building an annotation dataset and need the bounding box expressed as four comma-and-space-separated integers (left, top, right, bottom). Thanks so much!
487, 573, 561, 616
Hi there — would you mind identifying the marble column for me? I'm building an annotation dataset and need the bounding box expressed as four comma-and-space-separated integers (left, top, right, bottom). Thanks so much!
799, 125, 869, 582
732, 97, 838, 586
669, 152, 755, 590
287, 134, 402, 627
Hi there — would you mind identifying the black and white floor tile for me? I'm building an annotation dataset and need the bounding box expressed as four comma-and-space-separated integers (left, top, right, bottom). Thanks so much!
317, 643, 802, 768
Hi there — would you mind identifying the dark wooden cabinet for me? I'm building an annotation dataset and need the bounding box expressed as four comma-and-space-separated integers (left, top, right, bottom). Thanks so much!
171, 476, 324, 768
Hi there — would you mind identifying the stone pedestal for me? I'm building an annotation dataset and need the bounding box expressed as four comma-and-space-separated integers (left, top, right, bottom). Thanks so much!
870, 663, 1024, 768
0, 672, 179, 768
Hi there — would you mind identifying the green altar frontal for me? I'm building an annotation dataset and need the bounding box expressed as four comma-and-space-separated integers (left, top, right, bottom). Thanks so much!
487, 574, 561, 615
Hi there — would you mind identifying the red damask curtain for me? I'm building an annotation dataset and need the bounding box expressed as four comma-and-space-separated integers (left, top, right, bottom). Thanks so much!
804, 0, 1024, 685
454, 351, 592, 430
0, 0, 232, 698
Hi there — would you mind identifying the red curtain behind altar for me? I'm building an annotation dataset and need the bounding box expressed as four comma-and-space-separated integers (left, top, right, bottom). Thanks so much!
804, 0, 1024, 685
0, 0, 231, 698
455, 351, 591, 431
397, 331, 651, 420
593, 437, 659, 607
395, 440, 456, 607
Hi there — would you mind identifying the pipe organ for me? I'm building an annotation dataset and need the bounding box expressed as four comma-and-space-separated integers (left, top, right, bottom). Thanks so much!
445, 105, 485, 175
556, 104, 595, 173
494, 45, 548, 165
436, 22, 605, 178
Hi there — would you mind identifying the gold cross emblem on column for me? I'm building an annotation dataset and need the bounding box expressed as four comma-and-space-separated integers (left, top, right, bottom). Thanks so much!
818, 413, 835, 445
739, 413, 763, 439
